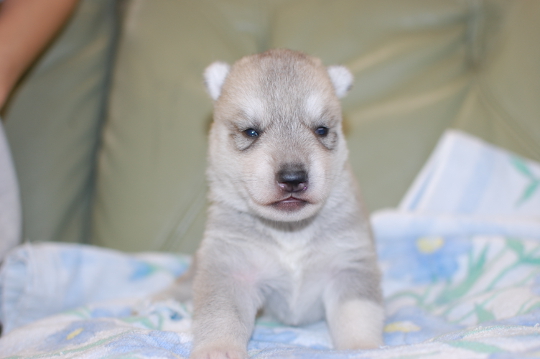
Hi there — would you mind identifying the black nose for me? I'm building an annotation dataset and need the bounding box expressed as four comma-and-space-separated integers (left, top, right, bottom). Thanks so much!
277, 166, 308, 193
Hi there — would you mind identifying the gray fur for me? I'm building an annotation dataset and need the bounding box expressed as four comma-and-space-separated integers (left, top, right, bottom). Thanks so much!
164, 49, 383, 359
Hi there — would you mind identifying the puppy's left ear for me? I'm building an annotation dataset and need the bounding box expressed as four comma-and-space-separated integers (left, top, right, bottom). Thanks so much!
204, 62, 230, 100
327, 65, 353, 98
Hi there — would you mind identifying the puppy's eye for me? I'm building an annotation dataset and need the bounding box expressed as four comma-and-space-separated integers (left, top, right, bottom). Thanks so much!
243, 128, 259, 138
315, 126, 329, 137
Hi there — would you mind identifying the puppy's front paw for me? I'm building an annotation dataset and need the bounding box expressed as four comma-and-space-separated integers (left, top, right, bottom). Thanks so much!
328, 299, 384, 350
190, 342, 247, 359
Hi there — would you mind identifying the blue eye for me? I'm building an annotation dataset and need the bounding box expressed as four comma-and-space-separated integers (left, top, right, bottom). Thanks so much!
244, 128, 259, 137
315, 127, 329, 136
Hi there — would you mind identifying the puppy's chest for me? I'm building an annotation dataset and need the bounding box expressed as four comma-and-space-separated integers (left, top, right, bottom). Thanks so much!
276, 240, 311, 282
261, 239, 329, 324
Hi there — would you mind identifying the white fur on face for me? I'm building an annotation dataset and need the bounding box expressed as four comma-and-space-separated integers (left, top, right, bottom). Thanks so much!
305, 92, 325, 120
242, 97, 265, 121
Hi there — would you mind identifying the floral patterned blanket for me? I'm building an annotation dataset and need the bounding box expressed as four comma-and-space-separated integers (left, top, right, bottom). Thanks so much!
1, 130, 539, 358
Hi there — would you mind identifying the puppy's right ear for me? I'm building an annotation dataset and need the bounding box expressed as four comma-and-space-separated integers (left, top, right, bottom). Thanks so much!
204, 62, 230, 100
327, 65, 353, 98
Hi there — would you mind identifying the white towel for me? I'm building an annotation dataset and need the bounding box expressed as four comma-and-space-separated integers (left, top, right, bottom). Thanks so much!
400, 129, 540, 217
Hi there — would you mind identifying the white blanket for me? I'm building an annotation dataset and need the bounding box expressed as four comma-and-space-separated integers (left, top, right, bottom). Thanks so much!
1, 130, 539, 358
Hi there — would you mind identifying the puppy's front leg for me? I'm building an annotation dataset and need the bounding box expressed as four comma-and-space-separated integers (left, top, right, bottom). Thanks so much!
324, 271, 384, 350
190, 267, 261, 359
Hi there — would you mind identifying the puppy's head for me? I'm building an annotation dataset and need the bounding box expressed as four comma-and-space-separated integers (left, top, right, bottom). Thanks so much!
204, 49, 353, 222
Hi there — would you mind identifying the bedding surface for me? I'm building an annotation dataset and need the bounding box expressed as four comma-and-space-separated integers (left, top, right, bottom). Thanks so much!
1, 130, 539, 358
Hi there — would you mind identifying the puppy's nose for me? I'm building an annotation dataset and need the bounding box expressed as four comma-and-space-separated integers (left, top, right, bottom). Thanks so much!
277, 167, 308, 193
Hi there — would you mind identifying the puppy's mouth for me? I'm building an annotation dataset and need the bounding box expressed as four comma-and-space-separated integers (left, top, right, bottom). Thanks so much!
271, 196, 309, 212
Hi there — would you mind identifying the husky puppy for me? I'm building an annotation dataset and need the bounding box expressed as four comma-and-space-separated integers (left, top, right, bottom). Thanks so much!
166, 49, 383, 359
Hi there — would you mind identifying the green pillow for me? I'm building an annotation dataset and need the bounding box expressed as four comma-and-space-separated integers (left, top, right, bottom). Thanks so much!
4, 0, 118, 244
94, 0, 540, 253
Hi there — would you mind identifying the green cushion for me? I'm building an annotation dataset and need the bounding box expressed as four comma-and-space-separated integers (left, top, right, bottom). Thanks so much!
4, 0, 118, 244
96, 0, 540, 252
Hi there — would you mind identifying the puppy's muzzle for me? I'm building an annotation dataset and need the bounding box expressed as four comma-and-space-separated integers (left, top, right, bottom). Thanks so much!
276, 165, 308, 193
